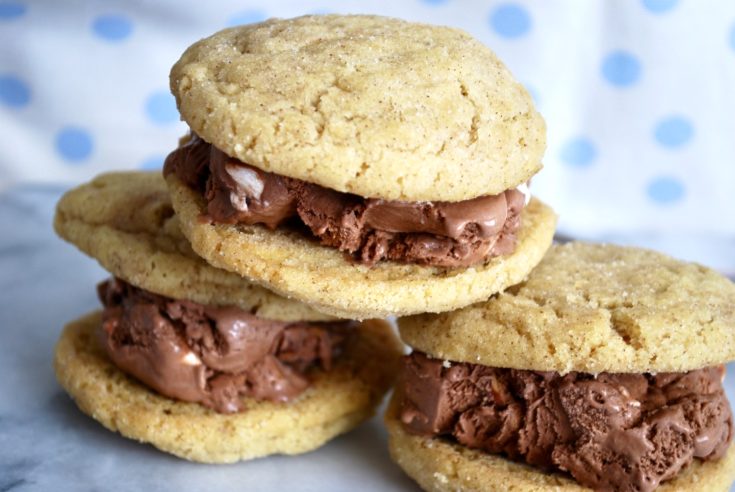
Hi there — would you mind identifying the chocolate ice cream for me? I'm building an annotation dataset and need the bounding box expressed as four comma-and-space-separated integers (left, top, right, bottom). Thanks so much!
98, 278, 350, 413
164, 134, 528, 267
399, 352, 733, 492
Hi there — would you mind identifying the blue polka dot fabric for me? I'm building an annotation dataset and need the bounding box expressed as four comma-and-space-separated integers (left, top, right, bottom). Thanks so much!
145, 90, 178, 125
92, 14, 134, 42
55, 127, 93, 163
647, 176, 686, 204
601, 51, 642, 87
226, 9, 267, 27
0, 0, 733, 274
654, 116, 694, 148
641, 0, 680, 14
0, 1, 26, 20
489, 4, 532, 39
0, 74, 30, 107
560, 137, 597, 168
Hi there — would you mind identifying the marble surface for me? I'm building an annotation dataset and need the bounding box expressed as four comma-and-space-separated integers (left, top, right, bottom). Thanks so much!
0, 184, 733, 492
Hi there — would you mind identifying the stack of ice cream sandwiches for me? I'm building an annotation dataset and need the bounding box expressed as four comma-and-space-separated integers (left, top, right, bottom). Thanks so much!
52, 14, 735, 491
54, 171, 402, 463
53, 15, 556, 463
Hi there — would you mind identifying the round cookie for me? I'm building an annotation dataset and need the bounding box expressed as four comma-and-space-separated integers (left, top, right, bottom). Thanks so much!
54, 311, 402, 463
54, 171, 332, 322
384, 397, 735, 492
399, 242, 735, 373
166, 173, 557, 319
170, 15, 545, 202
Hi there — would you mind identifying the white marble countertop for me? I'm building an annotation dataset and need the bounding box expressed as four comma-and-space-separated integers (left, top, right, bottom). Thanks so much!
1, 185, 733, 492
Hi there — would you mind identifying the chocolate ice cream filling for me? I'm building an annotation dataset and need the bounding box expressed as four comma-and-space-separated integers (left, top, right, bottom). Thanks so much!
163, 134, 529, 267
97, 278, 351, 414
400, 352, 733, 492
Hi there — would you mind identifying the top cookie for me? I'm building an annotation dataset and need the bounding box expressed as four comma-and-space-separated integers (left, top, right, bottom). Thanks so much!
399, 242, 735, 373
54, 172, 334, 322
170, 15, 545, 201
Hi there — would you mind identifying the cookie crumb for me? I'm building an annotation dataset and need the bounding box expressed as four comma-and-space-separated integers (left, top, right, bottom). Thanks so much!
433, 472, 448, 484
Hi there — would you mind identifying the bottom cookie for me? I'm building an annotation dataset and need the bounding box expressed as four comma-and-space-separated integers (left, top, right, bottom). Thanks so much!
385, 396, 735, 492
54, 311, 402, 463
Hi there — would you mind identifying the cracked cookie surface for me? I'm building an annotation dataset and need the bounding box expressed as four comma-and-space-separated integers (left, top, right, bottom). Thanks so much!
170, 14, 545, 201
399, 242, 735, 373
54, 171, 334, 322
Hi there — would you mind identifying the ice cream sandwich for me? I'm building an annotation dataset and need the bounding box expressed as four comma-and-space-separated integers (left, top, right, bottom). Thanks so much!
387, 242, 735, 491
163, 14, 556, 319
53, 172, 402, 463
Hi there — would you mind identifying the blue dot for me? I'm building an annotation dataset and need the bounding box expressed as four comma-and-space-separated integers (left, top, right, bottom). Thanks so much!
641, 0, 679, 13
489, 4, 532, 39
145, 91, 178, 125
525, 85, 540, 105
55, 127, 93, 163
601, 51, 642, 87
227, 10, 266, 27
560, 137, 597, 167
0, 2, 26, 19
730, 23, 735, 52
646, 177, 685, 204
92, 14, 133, 41
0, 75, 30, 107
141, 155, 164, 170
654, 116, 694, 148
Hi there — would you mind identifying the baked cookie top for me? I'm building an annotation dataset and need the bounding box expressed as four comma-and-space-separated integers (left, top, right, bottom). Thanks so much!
399, 242, 735, 373
54, 172, 334, 322
170, 15, 545, 201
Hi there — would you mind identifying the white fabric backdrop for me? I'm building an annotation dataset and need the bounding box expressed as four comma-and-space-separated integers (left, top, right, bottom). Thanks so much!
1, 0, 734, 271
